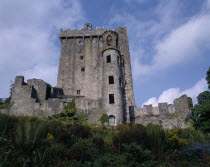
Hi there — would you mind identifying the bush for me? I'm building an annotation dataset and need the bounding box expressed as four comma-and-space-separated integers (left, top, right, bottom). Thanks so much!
11, 120, 48, 152
113, 124, 146, 152
179, 127, 207, 144
144, 124, 169, 153
67, 138, 97, 162
168, 128, 188, 149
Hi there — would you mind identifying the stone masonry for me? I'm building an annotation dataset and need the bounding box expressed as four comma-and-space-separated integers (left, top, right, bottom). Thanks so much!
7, 23, 193, 128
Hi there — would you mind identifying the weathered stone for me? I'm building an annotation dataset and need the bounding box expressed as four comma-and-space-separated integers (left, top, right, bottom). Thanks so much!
7, 24, 193, 128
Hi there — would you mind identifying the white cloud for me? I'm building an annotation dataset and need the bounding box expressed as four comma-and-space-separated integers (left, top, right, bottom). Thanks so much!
135, 14, 210, 77
142, 78, 208, 106
109, 0, 210, 80
0, 0, 85, 97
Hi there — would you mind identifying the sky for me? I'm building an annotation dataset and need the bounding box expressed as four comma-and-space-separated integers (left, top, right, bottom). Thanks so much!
0, 0, 210, 107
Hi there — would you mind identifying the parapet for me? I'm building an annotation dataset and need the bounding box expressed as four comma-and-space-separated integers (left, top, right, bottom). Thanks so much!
59, 23, 124, 38
136, 94, 192, 116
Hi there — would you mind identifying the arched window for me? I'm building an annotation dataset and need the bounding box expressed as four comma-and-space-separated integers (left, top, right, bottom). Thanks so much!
109, 115, 115, 126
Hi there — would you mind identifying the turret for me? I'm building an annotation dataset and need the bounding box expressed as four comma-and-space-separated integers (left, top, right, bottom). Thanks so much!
101, 30, 125, 125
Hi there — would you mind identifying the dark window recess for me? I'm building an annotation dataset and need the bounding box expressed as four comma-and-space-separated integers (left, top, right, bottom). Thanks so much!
129, 106, 135, 123
119, 77, 121, 86
109, 94, 115, 104
80, 56, 84, 59
107, 55, 111, 63
77, 90, 80, 95
117, 56, 120, 65
81, 67, 85, 72
109, 76, 114, 84
78, 41, 83, 46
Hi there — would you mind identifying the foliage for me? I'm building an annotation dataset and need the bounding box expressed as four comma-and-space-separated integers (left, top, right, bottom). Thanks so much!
179, 127, 208, 144
0, 113, 209, 166
113, 124, 146, 151
11, 120, 48, 152
206, 67, 210, 89
168, 128, 188, 149
197, 91, 210, 105
48, 100, 88, 124
99, 113, 109, 125
193, 101, 210, 133
192, 68, 210, 133
144, 123, 169, 153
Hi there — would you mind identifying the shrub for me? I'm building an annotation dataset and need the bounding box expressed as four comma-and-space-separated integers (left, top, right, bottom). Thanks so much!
67, 138, 97, 162
179, 127, 207, 144
144, 124, 169, 153
99, 113, 109, 125
113, 124, 146, 152
122, 142, 153, 163
168, 128, 188, 149
11, 120, 48, 152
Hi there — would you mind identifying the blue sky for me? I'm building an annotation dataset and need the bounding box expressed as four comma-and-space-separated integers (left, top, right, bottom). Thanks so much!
0, 0, 210, 107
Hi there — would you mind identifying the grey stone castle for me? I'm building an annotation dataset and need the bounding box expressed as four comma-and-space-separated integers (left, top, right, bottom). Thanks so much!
7, 23, 192, 128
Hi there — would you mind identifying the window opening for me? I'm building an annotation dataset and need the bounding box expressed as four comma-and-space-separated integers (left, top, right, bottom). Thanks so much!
77, 90, 80, 95
109, 94, 114, 104
80, 56, 84, 60
109, 76, 114, 84
81, 67, 85, 72
107, 55, 111, 63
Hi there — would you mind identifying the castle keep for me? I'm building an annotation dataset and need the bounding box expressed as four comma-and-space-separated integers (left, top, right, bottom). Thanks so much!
6, 23, 192, 128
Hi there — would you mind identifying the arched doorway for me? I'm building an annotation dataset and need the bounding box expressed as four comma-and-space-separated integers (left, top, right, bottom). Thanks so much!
108, 115, 115, 126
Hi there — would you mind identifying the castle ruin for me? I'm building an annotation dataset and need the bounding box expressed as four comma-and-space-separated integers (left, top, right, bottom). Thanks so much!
3, 23, 192, 128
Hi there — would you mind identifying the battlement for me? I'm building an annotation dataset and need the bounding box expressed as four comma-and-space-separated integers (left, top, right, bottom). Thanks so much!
136, 95, 192, 116
59, 23, 125, 38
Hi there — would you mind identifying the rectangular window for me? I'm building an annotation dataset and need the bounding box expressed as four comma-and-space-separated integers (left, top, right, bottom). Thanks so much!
107, 55, 111, 63
109, 76, 114, 84
109, 94, 114, 104
80, 56, 84, 59
77, 90, 80, 95
81, 67, 85, 72
119, 77, 121, 87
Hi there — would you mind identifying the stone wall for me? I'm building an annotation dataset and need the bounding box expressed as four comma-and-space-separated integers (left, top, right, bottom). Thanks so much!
135, 95, 193, 129
9, 76, 104, 123
10, 76, 64, 117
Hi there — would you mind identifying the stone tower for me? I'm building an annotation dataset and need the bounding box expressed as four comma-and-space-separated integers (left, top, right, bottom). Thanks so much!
57, 23, 135, 125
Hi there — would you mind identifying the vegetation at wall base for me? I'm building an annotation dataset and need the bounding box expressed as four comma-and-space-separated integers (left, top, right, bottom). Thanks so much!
0, 113, 209, 167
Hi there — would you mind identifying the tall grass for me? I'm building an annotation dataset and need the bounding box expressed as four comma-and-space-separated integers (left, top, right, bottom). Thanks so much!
145, 123, 169, 153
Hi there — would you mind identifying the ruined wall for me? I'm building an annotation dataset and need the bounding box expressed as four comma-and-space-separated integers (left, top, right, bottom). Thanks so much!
10, 76, 64, 117
135, 95, 193, 129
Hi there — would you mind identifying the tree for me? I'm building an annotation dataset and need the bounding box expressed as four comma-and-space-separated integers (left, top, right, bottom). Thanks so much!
197, 91, 210, 105
193, 103, 210, 132
192, 67, 210, 133
206, 67, 210, 89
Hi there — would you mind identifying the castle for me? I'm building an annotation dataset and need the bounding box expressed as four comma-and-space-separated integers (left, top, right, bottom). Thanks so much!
4, 24, 192, 128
